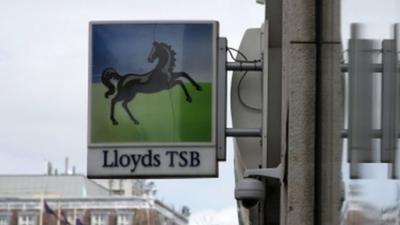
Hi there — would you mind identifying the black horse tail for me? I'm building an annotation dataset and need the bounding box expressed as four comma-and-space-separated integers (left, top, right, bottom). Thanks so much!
101, 68, 121, 98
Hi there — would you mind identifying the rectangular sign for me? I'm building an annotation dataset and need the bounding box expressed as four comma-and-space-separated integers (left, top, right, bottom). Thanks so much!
87, 21, 219, 178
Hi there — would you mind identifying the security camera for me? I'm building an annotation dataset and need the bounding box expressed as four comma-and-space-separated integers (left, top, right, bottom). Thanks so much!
235, 178, 265, 208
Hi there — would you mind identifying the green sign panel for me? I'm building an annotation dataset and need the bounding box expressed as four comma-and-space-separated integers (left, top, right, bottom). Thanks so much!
87, 21, 219, 178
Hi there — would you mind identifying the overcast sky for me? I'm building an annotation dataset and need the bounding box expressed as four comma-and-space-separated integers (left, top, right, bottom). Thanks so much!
0, 1, 264, 225
341, 0, 400, 42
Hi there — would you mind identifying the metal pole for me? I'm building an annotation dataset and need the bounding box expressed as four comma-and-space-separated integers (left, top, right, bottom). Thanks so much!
225, 128, 262, 137
394, 24, 400, 178
348, 24, 375, 178
226, 62, 262, 71
381, 39, 397, 164
341, 129, 384, 138
217, 38, 228, 160
341, 63, 383, 73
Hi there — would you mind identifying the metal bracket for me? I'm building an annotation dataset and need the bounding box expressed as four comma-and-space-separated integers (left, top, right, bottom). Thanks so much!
224, 50, 263, 138
244, 163, 284, 181
217, 38, 263, 159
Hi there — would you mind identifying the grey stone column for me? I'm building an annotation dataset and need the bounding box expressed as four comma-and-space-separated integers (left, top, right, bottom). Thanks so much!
281, 0, 343, 224
282, 1, 316, 225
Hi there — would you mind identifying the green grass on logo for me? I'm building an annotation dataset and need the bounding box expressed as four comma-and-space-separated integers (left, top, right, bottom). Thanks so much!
90, 83, 212, 143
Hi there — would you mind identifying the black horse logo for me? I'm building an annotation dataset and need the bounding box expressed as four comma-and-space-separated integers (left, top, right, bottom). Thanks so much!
101, 41, 202, 125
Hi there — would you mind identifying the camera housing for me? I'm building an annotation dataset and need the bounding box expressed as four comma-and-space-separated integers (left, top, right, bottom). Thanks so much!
234, 177, 265, 208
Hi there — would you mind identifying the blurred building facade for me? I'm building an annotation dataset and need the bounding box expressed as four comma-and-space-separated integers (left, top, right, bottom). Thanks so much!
92, 179, 154, 197
0, 174, 188, 225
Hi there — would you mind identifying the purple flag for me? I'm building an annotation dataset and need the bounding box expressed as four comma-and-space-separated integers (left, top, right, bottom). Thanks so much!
44, 201, 56, 216
60, 211, 71, 225
76, 218, 84, 225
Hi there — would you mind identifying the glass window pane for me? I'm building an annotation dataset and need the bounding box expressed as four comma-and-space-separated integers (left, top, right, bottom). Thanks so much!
91, 214, 107, 225
0, 216, 8, 225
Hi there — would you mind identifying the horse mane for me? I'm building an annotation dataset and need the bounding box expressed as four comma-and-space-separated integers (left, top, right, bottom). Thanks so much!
159, 42, 176, 73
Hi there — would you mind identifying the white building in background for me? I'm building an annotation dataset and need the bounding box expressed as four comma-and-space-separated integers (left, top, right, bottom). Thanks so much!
0, 174, 188, 225
92, 179, 155, 198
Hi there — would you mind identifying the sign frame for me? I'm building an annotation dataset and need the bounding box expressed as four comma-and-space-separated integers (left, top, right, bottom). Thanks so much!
87, 20, 220, 178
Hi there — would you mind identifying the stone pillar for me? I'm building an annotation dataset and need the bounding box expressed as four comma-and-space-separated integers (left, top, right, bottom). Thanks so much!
282, 1, 316, 225
281, 0, 343, 224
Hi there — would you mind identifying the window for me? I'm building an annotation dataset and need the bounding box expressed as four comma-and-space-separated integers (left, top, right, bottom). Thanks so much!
90, 212, 108, 225
158, 215, 167, 225
0, 214, 10, 225
116, 214, 131, 225
18, 214, 37, 225
66, 214, 74, 225
112, 190, 124, 196
66, 210, 84, 225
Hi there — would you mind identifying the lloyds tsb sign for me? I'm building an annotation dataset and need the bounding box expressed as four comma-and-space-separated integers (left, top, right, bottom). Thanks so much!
87, 21, 219, 178
102, 150, 201, 172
